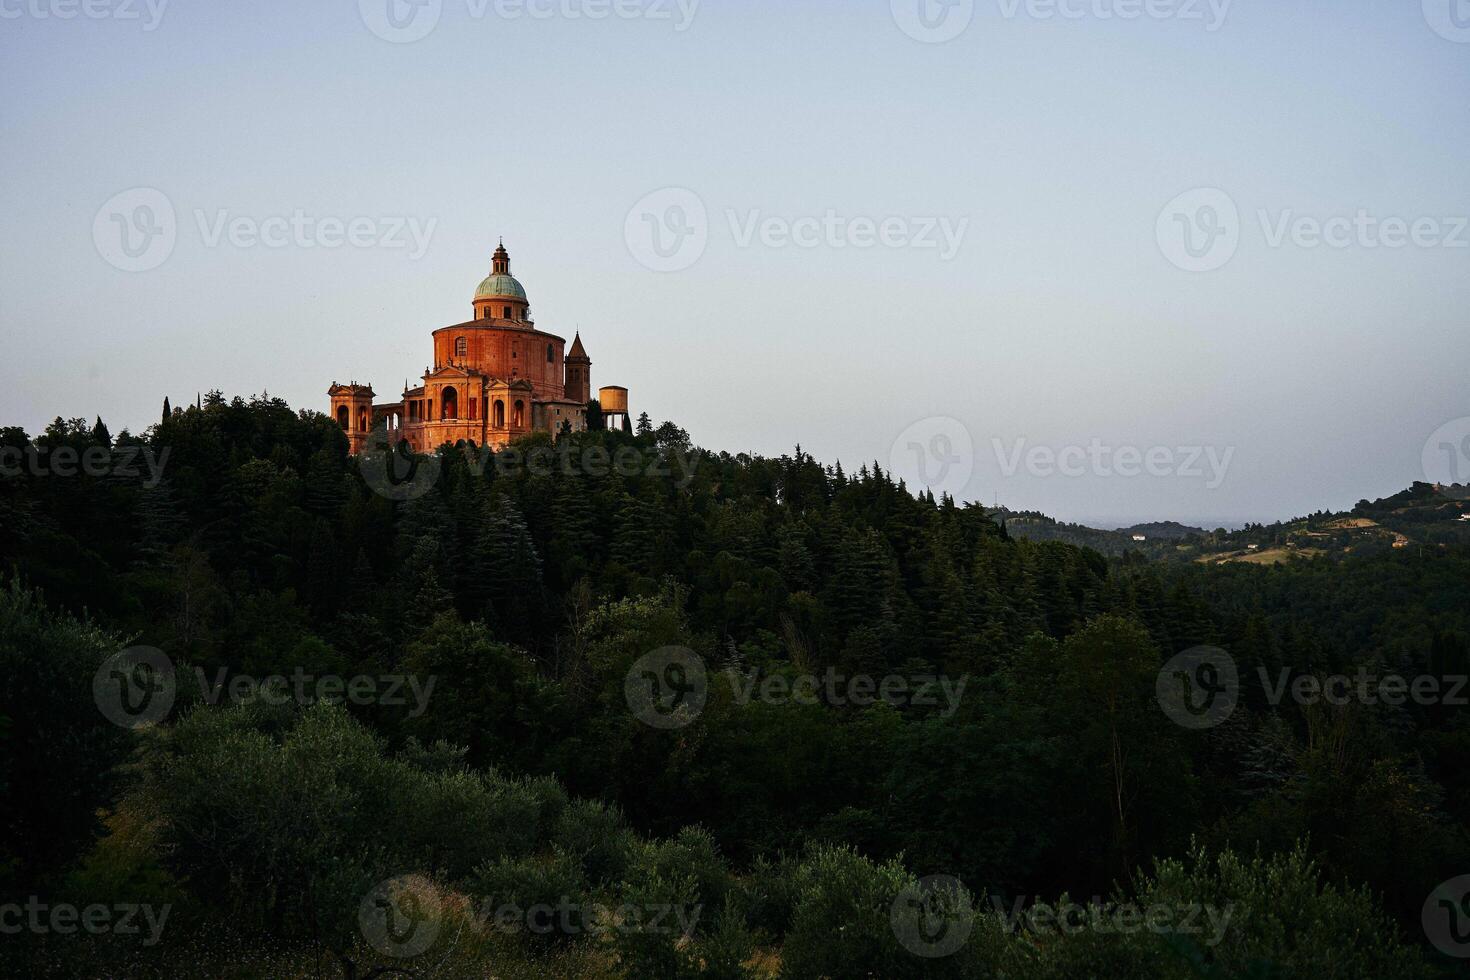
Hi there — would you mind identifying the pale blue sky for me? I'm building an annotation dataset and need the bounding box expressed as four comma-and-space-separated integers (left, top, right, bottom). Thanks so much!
1, 1, 1466, 525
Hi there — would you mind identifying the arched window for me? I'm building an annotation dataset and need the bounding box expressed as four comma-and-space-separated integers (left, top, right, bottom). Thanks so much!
358, 410, 369, 433
455, 336, 467, 358
336, 406, 349, 430
546, 343, 554, 363
442, 387, 459, 420
513, 400, 525, 427
493, 400, 506, 428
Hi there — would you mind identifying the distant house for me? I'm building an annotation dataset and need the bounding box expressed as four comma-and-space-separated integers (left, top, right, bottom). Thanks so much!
1132, 534, 1147, 542
1246, 544, 1260, 551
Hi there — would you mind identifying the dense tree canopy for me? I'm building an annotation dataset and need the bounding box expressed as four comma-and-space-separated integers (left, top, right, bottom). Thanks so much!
1, 394, 1466, 976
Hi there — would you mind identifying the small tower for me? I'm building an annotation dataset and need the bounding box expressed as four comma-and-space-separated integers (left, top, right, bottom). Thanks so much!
328, 383, 376, 455
565, 332, 592, 404
599, 386, 630, 431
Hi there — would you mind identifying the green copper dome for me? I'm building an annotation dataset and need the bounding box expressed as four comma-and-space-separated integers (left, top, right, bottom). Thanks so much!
475, 273, 527, 301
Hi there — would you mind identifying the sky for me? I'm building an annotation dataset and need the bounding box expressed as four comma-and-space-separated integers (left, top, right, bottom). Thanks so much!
1, 0, 1467, 527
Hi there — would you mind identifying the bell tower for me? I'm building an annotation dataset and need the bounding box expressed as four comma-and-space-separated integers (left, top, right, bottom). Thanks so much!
565, 332, 591, 404
328, 383, 376, 455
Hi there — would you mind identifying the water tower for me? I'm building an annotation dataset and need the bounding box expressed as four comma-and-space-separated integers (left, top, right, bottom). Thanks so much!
599, 386, 630, 431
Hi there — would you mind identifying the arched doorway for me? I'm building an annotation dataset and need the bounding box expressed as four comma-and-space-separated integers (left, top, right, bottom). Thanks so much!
513, 400, 525, 428
493, 399, 506, 428
442, 386, 459, 420
337, 406, 349, 430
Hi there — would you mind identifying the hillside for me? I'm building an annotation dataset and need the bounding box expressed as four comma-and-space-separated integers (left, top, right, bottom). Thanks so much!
1001, 483, 1470, 565
994, 509, 1207, 557
2, 398, 1467, 977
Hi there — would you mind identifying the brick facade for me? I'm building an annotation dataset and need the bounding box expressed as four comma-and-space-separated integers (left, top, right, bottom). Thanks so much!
329, 243, 620, 455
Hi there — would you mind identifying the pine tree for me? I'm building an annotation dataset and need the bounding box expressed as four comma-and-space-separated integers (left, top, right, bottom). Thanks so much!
346, 548, 378, 612
477, 492, 543, 604
823, 526, 894, 644
132, 476, 186, 567
776, 525, 817, 592
610, 489, 657, 574
304, 448, 348, 517
400, 537, 454, 633
306, 518, 338, 612
550, 472, 598, 586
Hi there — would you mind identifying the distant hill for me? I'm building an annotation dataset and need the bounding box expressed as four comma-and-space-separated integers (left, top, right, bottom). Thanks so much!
1187, 481, 1470, 565
999, 482, 1470, 562
994, 509, 1204, 557
1117, 521, 1203, 541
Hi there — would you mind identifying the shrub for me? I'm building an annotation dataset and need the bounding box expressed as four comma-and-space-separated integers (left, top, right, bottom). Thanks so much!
472, 852, 589, 945
995, 844, 1435, 980
692, 901, 758, 980
554, 798, 638, 885
733, 852, 803, 940
611, 869, 703, 980
0, 581, 131, 891
781, 844, 988, 980
467, 773, 566, 863
1127, 844, 1432, 980
639, 826, 733, 917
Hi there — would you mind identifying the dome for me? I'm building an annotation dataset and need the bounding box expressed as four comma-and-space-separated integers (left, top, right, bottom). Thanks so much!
475, 273, 527, 301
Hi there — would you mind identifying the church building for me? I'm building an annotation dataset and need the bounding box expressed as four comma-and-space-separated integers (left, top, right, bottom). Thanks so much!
329, 242, 624, 454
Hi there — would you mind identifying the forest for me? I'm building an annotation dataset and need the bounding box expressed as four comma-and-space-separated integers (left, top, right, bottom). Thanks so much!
2, 392, 1468, 978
